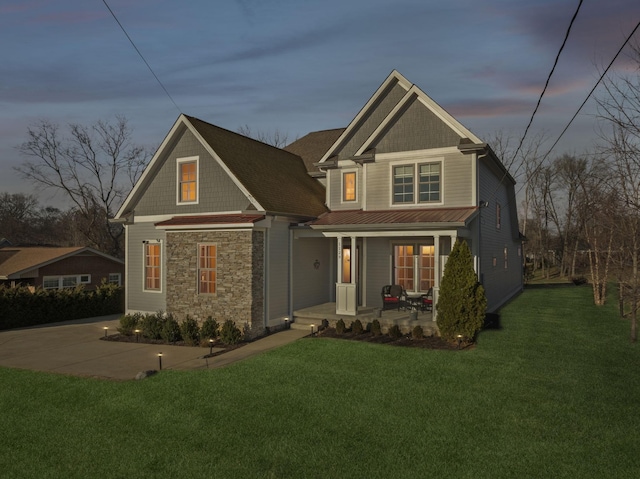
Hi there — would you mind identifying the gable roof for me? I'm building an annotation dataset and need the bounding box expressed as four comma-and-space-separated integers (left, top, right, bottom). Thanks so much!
0, 246, 123, 280
284, 128, 345, 175
116, 115, 328, 220
319, 70, 482, 164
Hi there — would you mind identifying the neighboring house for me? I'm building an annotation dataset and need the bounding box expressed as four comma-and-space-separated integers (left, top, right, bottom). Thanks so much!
0, 246, 124, 290
114, 70, 523, 337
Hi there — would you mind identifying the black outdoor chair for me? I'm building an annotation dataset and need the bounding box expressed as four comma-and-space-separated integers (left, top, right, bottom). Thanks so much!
381, 284, 405, 311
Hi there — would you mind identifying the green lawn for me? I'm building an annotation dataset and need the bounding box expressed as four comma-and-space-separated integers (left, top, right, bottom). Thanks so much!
1, 286, 639, 478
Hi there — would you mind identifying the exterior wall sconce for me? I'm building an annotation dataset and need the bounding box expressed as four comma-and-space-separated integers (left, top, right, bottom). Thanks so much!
313, 259, 320, 270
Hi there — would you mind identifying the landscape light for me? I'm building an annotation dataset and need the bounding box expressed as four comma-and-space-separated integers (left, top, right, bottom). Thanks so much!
158, 352, 163, 370
310, 324, 315, 336
135, 329, 140, 342
209, 339, 214, 355
103, 327, 108, 338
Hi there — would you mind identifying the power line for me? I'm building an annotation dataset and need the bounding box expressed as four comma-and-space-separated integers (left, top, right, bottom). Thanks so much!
101, 0, 182, 114
514, 18, 640, 199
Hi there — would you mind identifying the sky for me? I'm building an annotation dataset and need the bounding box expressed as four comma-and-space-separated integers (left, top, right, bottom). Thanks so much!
1, 0, 639, 209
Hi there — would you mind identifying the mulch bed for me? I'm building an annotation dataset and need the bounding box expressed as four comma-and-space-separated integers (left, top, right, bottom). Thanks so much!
100, 334, 247, 358
315, 327, 472, 351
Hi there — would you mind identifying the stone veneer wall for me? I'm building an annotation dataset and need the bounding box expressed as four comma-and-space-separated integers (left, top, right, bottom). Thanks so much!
165, 230, 265, 338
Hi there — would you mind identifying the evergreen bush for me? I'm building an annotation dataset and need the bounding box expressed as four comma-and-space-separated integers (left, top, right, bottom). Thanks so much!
161, 313, 182, 343
141, 312, 164, 340
117, 313, 141, 336
351, 319, 364, 334
371, 319, 382, 336
200, 316, 219, 341
412, 325, 424, 339
436, 240, 487, 342
388, 324, 402, 339
335, 318, 346, 335
220, 319, 242, 345
180, 315, 200, 345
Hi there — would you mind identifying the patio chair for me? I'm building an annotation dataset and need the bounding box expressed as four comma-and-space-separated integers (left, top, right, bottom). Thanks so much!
421, 288, 433, 312
381, 284, 405, 311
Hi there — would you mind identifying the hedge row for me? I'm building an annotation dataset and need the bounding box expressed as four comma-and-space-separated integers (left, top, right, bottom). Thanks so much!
0, 283, 124, 330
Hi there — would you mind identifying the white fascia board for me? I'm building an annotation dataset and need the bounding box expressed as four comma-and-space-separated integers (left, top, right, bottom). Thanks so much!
320, 228, 468, 238
318, 70, 412, 164
184, 118, 265, 212
115, 115, 188, 219
156, 224, 258, 231
134, 211, 248, 224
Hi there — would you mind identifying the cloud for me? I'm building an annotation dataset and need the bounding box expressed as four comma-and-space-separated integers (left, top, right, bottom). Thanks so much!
445, 98, 534, 118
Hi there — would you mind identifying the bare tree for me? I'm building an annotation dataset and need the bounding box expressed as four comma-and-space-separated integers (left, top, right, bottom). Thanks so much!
237, 124, 292, 148
15, 116, 149, 257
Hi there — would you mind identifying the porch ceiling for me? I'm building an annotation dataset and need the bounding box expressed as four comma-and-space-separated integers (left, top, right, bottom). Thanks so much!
309, 207, 478, 231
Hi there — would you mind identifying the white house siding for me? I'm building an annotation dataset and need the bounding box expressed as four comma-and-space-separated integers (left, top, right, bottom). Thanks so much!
267, 220, 291, 322
477, 160, 523, 312
134, 128, 249, 216
291, 236, 332, 310
125, 222, 167, 314
363, 151, 473, 211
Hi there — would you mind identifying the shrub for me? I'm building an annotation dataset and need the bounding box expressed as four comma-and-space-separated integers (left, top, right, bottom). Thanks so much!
141, 312, 164, 340
388, 324, 402, 339
412, 325, 424, 339
571, 276, 587, 286
200, 316, 219, 341
117, 313, 141, 336
335, 318, 346, 335
351, 319, 364, 334
371, 319, 382, 336
161, 313, 182, 343
180, 315, 200, 345
436, 240, 487, 342
220, 319, 242, 345
321, 319, 329, 330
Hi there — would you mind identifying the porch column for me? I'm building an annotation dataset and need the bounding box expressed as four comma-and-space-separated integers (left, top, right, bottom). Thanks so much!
350, 235, 357, 285
335, 234, 357, 315
336, 236, 343, 283
433, 235, 440, 322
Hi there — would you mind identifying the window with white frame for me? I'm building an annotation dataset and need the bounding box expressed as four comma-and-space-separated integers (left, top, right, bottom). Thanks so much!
392, 161, 441, 205
393, 243, 435, 293
198, 244, 217, 294
177, 156, 199, 204
144, 241, 161, 291
43, 275, 91, 290
108, 273, 121, 286
342, 171, 357, 202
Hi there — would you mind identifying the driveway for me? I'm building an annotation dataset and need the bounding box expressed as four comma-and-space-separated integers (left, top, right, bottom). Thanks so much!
0, 315, 308, 380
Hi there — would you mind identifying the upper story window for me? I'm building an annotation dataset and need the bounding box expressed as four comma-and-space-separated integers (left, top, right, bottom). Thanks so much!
177, 156, 199, 204
392, 161, 442, 205
144, 241, 161, 292
342, 171, 357, 202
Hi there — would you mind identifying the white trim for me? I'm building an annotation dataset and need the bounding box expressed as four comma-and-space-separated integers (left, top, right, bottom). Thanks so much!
377, 147, 459, 160
108, 273, 122, 286
176, 156, 200, 205
322, 229, 462, 238
162, 228, 254, 234
389, 158, 444, 208
134, 211, 248, 224
157, 223, 259, 231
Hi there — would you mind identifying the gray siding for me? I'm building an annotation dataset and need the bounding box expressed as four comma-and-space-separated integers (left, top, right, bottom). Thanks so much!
292, 237, 332, 310
364, 237, 392, 308
373, 96, 462, 153
135, 129, 249, 216
477, 160, 523, 311
327, 167, 362, 211
126, 222, 167, 313
267, 221, 290, 320
335, 81, 408, 159
363, 151, 473, 211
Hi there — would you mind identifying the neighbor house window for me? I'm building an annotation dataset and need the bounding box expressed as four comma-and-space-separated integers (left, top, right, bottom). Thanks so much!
108, 273, 121, 286
177, 156, 198, 204
144, 242, 161, 291
42, 275, 90, 290
343, 171, 356, 202
392, 161, 442, 205
496, 203, 501, 229
198, 244, 217, 294
504, 246, 508, 269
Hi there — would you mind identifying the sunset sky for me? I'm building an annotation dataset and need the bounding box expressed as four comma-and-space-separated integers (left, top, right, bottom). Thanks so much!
1, 0, 639, 208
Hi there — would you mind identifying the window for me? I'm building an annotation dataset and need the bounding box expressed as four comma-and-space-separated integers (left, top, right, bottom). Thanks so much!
496, 203, 501, 229
343, 171, 356, 202
418, 163, 441, 202
393, 165, 414, 204
144, 242, 161, 291
177, 157, 198, 204
393, 243, 434, 293
43, 275, 89, 290
198, 244, 217, 294
109, 273, 121, 286
393, 161, 441, 205
504, 246, 508, 269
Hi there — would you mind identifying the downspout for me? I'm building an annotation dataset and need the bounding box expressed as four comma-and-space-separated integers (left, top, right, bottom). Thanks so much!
477, 151, 488, 284
288, 228, 294, 323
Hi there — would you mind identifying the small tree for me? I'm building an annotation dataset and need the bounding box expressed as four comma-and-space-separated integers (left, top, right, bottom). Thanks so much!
436, 240, 487, 342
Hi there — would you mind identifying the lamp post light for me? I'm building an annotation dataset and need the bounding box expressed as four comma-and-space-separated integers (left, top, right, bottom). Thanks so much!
456, 334, 463, 349
158, 352, 163, 371
310, 324, 315, 337
209, 339, 214, 355
135, 329, 140, 343
103, 327, 108, 338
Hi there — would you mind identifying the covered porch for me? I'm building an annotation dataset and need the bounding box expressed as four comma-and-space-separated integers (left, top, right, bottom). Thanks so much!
292, 301, 438, 336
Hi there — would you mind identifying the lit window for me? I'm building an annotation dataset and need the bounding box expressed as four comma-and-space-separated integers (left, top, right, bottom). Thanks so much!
178, 157, 198, 203
144, 242, 161, 291
343, 172, 356, 202
198, 244, 217, 294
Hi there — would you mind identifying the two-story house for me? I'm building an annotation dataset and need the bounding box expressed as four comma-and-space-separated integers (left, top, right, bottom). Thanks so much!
114, 71, 523, 337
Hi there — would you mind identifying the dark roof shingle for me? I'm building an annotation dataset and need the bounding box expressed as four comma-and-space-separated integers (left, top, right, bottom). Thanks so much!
285, 128, 346, 174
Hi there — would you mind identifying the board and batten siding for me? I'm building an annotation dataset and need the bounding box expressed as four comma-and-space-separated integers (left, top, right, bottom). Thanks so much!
360, 150, 473, 211
477, 160, 523, 312
125, 222, 167, 314
134, 128, 249, 216
267, 220, 290, 321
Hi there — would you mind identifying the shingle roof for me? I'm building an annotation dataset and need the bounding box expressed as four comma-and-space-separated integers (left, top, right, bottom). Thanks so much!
309, 207, 478, 230
0, 246, 123, 279
284, 128, 346, 174
185, 116, 327, 218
